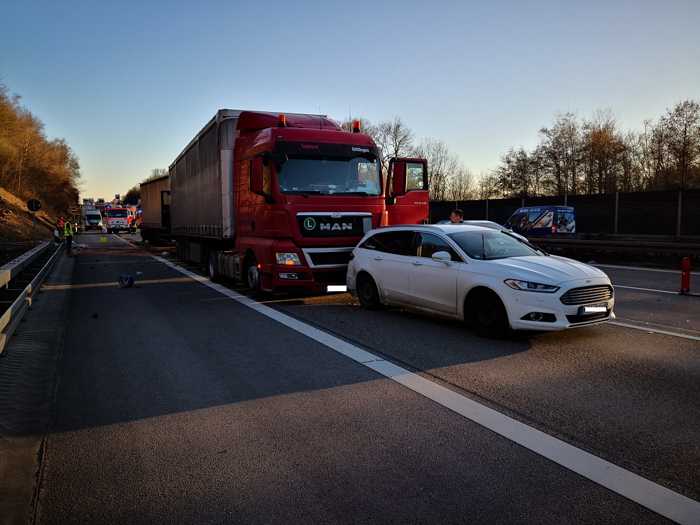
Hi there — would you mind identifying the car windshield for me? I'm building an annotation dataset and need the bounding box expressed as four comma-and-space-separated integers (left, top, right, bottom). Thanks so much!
448, 230, 542, 260
104, 209, 128, 217
278, 156, 381, 195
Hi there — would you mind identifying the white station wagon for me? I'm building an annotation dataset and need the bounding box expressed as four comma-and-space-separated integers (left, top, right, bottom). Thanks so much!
347, 224, 615, 336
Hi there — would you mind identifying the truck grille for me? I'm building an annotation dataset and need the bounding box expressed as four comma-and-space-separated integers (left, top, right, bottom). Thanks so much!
312, 269, 347, 285
560, 285, 613, 305
308, 251, 353, 266
297, 214, 370, 238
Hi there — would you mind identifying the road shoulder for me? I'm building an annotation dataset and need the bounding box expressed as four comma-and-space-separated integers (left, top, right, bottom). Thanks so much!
0, 252, 74, 525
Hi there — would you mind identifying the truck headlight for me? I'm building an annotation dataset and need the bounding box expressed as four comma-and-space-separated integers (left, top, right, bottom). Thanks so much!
504, 279, 559, 293
276, 252, 302, 266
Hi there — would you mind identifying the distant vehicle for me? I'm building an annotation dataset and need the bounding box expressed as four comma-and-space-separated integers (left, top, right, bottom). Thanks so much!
83, 210, 103, 231
435, 219, 528, 242
168, 109, 429, 292
347, 224, 613, 336
139, 174, 170, 243
505, 206, 575, 236
102, 207, 133, 234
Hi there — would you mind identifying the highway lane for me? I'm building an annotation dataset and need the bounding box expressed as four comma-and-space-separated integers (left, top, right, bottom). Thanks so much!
34, 232, 671, 524
584, 265, 699, 335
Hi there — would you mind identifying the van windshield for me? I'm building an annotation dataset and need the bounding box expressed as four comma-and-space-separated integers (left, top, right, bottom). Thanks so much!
278, 156, 381, 196
448, 230, 543, 260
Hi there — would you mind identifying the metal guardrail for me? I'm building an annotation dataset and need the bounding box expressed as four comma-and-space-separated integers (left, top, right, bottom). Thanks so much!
0, 242, 52, 288
0, 242, 62, 355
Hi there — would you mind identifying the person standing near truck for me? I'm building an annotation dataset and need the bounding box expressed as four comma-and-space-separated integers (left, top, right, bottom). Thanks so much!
449, 209, 464, 224
63, 221, 74, 255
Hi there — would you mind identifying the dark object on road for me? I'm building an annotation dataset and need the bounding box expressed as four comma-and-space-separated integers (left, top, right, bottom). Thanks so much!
118, 275, 135, 288
26, 198, 41, 212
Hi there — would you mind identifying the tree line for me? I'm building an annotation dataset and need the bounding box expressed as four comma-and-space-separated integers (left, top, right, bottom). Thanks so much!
481, 100, 700, 199
137, 99, 700, 204
0, 84, 80, 216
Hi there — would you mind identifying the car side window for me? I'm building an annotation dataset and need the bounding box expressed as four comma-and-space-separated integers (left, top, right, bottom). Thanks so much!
360, 231, 414, 255
415, 233, 460, 261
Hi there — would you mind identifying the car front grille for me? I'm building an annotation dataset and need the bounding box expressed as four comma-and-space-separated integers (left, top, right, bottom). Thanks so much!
560, 285, 613, 305
566, 312, 610, 324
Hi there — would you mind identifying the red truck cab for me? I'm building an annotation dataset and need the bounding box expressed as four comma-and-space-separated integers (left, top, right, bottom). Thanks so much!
170, 110, 429, 293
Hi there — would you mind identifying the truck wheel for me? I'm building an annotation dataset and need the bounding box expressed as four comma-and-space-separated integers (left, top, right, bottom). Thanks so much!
245, 257, 261, 291
357, 273, 382, 310
208, 251, 220, 282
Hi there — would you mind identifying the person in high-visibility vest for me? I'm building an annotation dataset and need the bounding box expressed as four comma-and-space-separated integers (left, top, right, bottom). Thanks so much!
64, 221, 74, 255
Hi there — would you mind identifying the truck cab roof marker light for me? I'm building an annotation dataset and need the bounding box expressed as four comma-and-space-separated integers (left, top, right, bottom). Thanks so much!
352, 119, 361, 133
278, 114, 287, 127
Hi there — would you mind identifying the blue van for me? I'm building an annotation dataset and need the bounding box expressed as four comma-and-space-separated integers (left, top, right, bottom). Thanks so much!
505, 206, 576, 236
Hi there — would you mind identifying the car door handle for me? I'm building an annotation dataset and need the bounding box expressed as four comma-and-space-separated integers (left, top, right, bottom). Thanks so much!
373, 256, 384, 261
412, 261, 423, 266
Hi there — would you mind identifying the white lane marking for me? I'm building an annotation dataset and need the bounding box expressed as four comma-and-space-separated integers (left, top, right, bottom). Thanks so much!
609, 321, 700, 342
614, 285, 679, 295
143, 251, 700, 524
595, 263, 699, 276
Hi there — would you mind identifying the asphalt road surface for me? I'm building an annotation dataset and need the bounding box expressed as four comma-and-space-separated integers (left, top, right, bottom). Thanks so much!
15, 233, 700, 523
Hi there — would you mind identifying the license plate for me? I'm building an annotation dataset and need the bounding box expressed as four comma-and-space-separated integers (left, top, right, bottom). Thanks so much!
582, 304, 607, 314
327, 285, 347, 293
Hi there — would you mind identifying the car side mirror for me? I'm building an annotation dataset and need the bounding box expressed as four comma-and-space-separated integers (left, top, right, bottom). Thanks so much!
431, 251, 451, 264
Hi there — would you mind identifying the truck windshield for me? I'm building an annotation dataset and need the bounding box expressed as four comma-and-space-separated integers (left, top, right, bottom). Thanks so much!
278, 156, 381, 196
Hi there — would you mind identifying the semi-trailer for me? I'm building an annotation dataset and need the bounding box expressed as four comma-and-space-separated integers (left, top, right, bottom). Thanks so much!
139, 174, 171, 242
169, 109, 429, 293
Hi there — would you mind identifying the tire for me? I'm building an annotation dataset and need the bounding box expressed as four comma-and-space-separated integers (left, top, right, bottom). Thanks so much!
208, 251, 220, 282
357, 273, 382, 310
245, 256, 261, 292
468, 290, 509, 338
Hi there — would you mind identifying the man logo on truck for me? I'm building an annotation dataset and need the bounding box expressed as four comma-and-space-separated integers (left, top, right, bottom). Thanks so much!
320, 222, 353, 232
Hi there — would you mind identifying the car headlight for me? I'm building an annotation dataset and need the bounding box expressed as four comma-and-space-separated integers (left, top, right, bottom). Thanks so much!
275, 252, 302, 266
504, 279, 559, 293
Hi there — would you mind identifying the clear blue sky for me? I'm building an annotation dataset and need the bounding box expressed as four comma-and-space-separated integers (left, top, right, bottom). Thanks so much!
2, 0, 699, 199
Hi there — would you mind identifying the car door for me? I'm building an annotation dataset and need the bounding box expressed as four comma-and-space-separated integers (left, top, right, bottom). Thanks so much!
361, 230, 415, 303
407, 232, 460, 315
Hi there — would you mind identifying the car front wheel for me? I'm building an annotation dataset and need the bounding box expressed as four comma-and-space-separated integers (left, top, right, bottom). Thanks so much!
357, 274, 382, 310
466, 290, 509, 338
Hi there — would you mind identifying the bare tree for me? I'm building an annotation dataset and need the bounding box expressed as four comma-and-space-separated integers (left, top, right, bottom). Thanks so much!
477, 172, 500, 199
660, 100, 700, 189
412, 138, 461, 201
373, 117, 414, 174
446, 167, 474, 201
